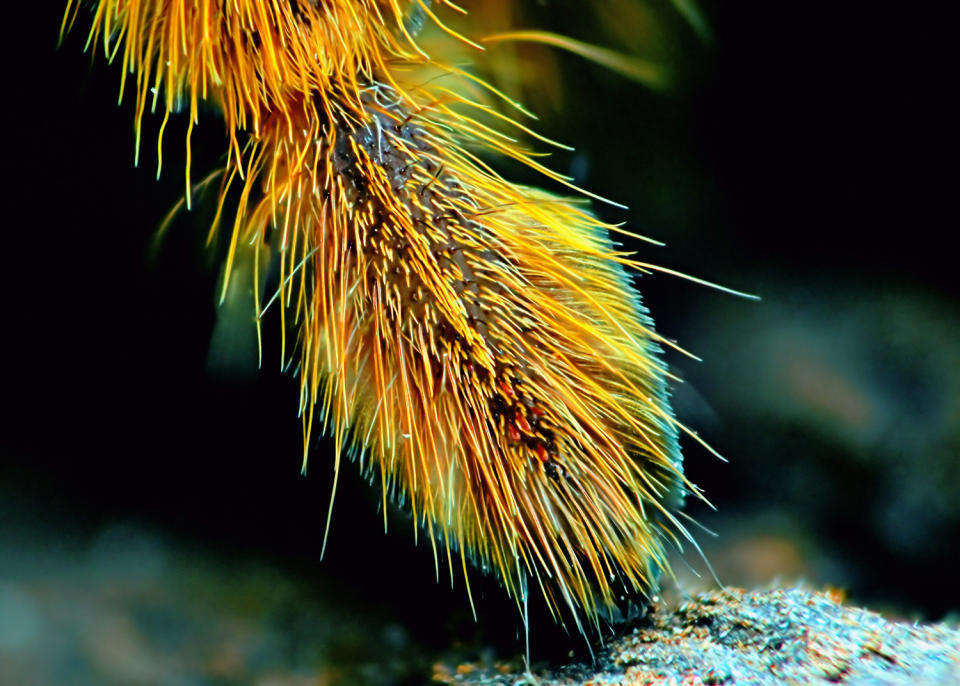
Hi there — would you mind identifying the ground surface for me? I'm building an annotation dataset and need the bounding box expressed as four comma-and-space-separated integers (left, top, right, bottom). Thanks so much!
434, 588, 960, 685
2, 521, 957, 686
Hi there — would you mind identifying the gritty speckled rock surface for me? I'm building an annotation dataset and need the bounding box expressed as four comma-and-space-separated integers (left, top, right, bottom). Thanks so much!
433, 588, 960, 685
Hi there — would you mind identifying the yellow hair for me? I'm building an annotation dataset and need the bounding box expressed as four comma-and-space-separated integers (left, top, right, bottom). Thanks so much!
64, 0, 705, 632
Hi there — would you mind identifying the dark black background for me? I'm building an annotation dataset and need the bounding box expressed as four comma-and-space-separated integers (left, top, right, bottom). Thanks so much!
3, 0, 957, 659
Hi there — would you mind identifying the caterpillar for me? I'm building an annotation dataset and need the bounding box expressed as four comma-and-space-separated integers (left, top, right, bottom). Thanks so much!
62, 0, 730, 635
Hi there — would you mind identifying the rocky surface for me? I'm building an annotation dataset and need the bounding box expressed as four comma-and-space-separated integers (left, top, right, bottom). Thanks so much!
434, 588, 960, 685
4, 523, 956, 686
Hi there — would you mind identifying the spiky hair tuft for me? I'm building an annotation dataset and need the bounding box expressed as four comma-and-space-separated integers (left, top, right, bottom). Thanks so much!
64, 0, 708, 632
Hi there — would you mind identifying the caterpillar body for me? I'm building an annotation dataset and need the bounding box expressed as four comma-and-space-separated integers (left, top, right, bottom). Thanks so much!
64, 0, 712, 634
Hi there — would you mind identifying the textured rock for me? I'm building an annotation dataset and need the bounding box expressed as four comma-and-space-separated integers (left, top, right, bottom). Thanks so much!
433, 588, 960, 685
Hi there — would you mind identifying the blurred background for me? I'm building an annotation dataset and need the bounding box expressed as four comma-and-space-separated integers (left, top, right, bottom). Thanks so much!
2, 1, 957, 684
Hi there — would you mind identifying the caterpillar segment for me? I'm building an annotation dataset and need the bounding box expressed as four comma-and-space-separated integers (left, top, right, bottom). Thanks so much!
63, 0, 700, 631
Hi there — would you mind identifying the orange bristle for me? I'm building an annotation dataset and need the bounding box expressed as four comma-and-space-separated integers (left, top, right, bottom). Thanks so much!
63, 0, 705, 633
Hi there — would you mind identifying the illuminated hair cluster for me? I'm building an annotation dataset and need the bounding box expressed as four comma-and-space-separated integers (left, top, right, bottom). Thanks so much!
64, 0, 709, 632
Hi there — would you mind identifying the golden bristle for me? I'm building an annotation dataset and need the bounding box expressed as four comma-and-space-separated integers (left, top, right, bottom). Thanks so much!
64, 0, 704, 632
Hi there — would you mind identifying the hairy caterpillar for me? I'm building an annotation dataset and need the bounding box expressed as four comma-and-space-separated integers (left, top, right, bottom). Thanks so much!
63, 0, 739, 635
